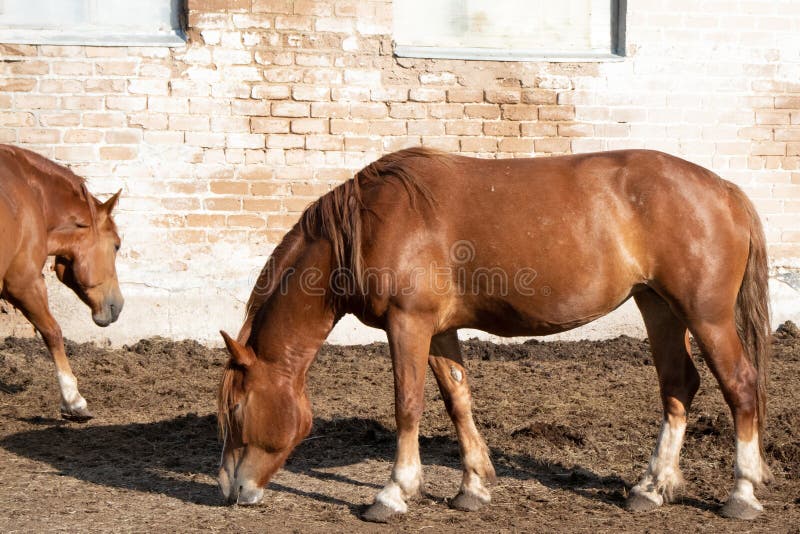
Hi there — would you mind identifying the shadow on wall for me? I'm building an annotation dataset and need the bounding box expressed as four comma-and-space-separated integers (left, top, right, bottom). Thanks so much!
0, 413, 715, 514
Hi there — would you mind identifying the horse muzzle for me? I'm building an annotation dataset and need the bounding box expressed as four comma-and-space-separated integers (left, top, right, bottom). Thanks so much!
92, 295, 124, 327
219, 467, 264, 506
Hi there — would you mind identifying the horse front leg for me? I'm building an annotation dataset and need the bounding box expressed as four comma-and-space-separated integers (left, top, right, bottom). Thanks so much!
4, 274, 93, 421
428, 330, 495, 512
362, 310, 433, 523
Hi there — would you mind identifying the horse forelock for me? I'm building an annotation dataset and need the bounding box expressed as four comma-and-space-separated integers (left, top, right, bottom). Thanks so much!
80, 182, 100, 233
217, 361, 242, 440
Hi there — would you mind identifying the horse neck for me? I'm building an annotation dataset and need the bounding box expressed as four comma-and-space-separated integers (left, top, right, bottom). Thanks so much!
19, 153, 93, 234
251, 239, 338, 387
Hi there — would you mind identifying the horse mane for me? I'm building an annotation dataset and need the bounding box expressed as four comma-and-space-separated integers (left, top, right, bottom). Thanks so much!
238, 147, 442, 343
218, 147, 444, 437
8, 145, 90, 200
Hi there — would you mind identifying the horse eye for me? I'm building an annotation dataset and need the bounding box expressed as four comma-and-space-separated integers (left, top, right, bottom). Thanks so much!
76, 222, 90, 229
114, 244, 121, 252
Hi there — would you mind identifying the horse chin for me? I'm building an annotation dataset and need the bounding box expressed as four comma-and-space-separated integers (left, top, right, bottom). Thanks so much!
91, 307, 117, 327
91, 298, 123, 327
92, 314, 113, 327
219, 469, 265, 506
236, 485, 265, 506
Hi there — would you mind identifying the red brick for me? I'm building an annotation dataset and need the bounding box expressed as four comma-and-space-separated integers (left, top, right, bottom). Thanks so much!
447, 89, 484, 103
272, 102, 310, 117
483, 121, 520, 137
464, 104, 501, 120
100, 146, 138, 160
485, 89, 520, 104
538, 106, 576, 121
460, 137, 497, 152
534, 138, 571, 153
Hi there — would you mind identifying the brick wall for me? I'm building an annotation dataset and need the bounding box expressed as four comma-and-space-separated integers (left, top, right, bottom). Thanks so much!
1, 0, 798, 343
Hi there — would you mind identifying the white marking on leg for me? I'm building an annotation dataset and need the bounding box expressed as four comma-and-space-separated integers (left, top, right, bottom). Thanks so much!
375, 463, 421, 513
734, 435, 766, 485
450, 365, 462, 383
631, 418, 686, 504
57, 371, 87, 410
728, 435, 765, 509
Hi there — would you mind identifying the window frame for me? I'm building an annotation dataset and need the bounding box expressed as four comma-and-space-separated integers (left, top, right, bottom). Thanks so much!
393, 0, 627, 62
0, 0, 187, 47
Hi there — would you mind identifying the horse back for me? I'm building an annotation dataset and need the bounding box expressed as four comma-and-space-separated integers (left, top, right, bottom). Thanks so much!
0, 147, 46, 278
356, 149, 752, 335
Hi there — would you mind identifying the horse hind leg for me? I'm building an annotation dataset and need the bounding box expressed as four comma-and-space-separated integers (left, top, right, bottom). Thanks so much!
428, 330, 496, 512
627, 289, 700, 512
689, 319, 771, 520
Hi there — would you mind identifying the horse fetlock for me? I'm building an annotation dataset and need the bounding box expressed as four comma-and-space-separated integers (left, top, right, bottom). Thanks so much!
654, 468, 684, 502
392, 464, 424, 498
481, 457, 497, 485
449, 468, 492, 513
734, 436, 772, 486
374, 483, 409, 515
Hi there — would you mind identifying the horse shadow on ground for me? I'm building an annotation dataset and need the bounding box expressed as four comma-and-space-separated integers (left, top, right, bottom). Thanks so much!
0, 414, 714, 514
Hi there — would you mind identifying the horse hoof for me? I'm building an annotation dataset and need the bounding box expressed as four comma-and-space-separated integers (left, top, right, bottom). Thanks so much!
361, 501, 399, 523
720, 497, 762, 520
625, 491, 661, 513
61, 406, 94, 422
450, 491, 488, 512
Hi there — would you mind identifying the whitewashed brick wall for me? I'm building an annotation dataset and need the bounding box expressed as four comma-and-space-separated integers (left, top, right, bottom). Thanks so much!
1, 0, 798, 344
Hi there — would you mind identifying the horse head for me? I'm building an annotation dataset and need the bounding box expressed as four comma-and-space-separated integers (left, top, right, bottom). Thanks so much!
216, 331, 313, 505
52, 189, 124, 327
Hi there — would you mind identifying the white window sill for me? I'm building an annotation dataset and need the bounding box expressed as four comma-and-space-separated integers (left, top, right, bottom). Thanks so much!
0, 29, 186, 47
394, 45, 625, 63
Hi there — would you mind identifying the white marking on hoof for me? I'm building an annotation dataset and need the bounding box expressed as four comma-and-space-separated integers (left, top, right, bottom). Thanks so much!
728, 479, 762, 511
450, 366, 463, 383
628, 482, 665, 508
374, 463, 422, 514
375, 483, 408, 514
461, 472, 491, 503
57, 372, 87, 410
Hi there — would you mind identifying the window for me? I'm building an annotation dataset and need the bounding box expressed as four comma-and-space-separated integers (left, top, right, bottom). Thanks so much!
393, 0, 626, 61
0, 0, 186, 47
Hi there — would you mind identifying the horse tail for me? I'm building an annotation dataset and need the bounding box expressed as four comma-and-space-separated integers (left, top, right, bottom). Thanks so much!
731, 185, 771, 458
301, 147, 440, 299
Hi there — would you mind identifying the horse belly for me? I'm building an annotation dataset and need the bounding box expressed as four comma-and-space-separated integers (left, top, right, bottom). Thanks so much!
449, 234, 642, 337
0, 197, 20, 279
460, 281, 636, 337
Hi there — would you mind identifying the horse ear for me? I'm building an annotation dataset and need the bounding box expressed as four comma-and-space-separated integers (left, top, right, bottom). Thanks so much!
220, 330, 255, 367
102, 189, 122, 214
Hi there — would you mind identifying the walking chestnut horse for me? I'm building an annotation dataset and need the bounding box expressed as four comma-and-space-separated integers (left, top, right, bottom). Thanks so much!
218, 148, 772, 521
0, 144, 123, 421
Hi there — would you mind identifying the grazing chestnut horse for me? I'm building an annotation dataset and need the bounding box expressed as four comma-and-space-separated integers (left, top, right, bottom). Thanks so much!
218, 148, 772, 521
0, 144, 123, 420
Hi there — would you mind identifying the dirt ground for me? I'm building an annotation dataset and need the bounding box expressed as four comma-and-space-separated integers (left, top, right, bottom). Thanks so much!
0, 325, 798, 533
